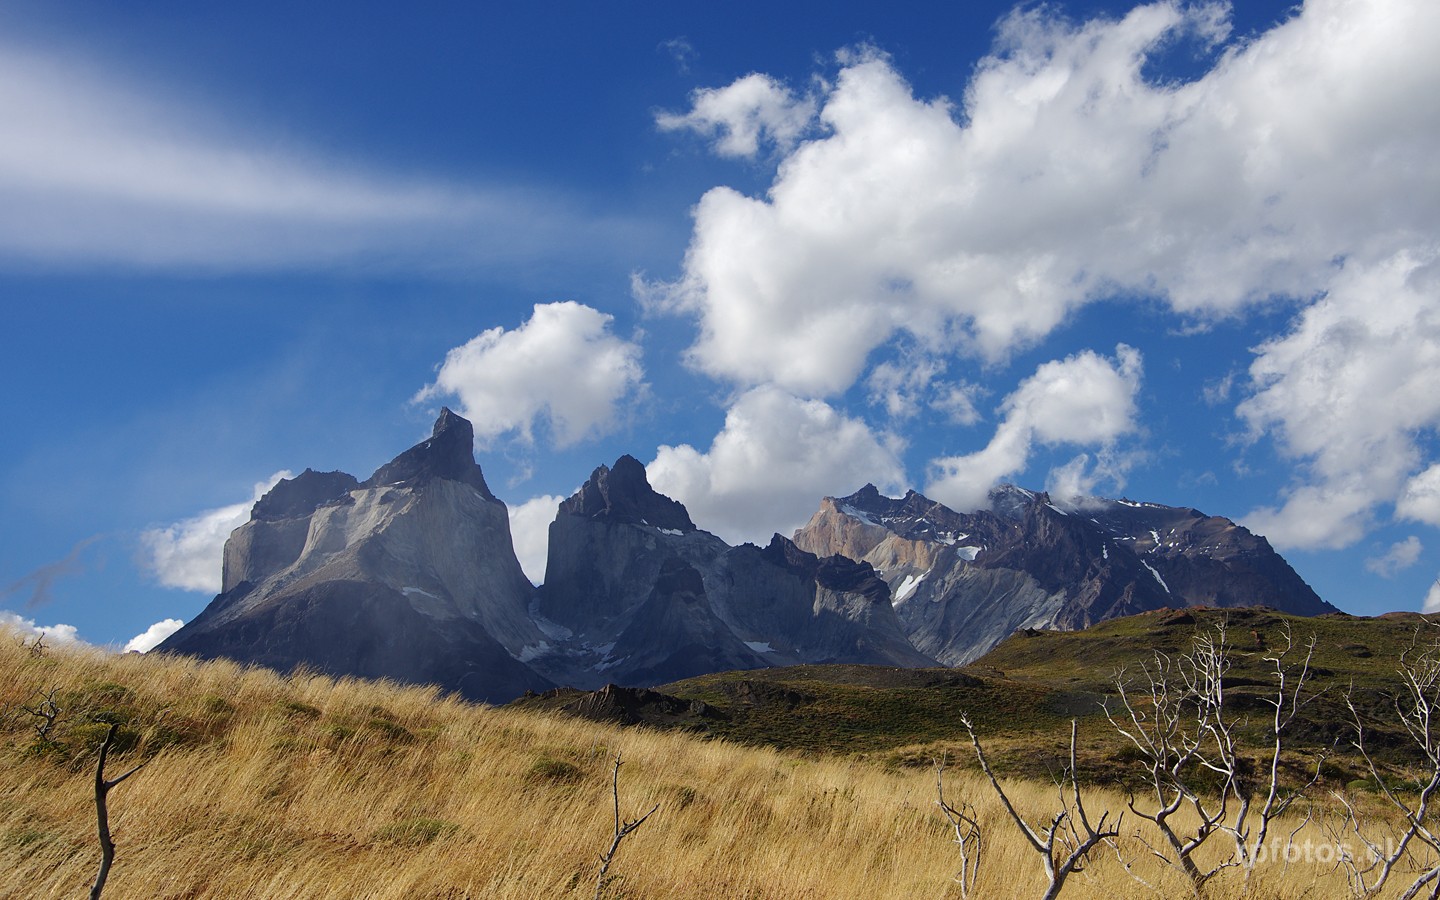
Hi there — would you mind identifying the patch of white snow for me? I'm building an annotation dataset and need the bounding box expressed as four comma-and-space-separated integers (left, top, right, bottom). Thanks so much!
529, 599, 574, 640
956, 546, 981, 562
744, 641, 775, 654
840, 504, 880, 527
894, 571, 928, 602
1142, 561, 1171, 593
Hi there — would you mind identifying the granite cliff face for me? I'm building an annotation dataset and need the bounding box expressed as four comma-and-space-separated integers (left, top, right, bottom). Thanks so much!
528, 458, 934, 688
160, 409, 1337, 703
792, 484, 1337, 665
160, 409, 551, 703
160, 419, 935, 703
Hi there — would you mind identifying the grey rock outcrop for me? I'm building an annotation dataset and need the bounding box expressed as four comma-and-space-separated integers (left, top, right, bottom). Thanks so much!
160, 409, 551, 703
158, 409, 1336, 703
528, 459, 934, 688
792, 484, 1336, 665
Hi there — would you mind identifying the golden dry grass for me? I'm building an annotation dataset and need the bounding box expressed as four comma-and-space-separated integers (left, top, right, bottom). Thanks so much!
0, 630, 1421, 899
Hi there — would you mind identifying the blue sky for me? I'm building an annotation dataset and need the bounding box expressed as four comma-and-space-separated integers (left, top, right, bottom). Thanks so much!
4, 0, 1440, 651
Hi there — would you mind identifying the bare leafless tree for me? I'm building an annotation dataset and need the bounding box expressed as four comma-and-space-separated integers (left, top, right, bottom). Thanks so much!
1104, 621, 1322, 896
19, 686, 62, 744
90, 723, 146, 900
1218, 624, 1325, 890
962, 714, 1120, 900
15, 630, 47, 658
593, 752, 658, 900
934, 754, 982, 898
1332, 627, 1440, 899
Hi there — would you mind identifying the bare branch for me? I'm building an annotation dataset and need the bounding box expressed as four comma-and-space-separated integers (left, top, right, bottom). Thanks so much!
1101, 619, 1323, 895
963, 714, 1120, 900
935, 754, 983, 898
90, 723, 146, 900
20, 686, 62, 744
593, 752, 658, 900
1339, 625, 1440, 897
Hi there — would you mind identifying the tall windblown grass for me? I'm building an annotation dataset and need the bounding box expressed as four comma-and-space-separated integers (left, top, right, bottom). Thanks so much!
0, 630, 1391, 898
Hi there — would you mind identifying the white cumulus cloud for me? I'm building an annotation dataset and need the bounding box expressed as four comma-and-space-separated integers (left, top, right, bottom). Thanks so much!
1239, 252, 1440, 548
140, 470, 292, 593
1399, 464, 1440, 528
646, 0, 1440, 552
0, 610, 85, 646
124, 618, 185, 653
1424, 578, 1440, 615
927, 346, 1143, 511
507, 494, 565, 585
648, 386, 906, 546
656, 73, 816, 158
416, 302, 645, 448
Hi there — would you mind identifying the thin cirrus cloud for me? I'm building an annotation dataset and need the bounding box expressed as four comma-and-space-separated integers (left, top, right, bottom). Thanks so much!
644, 0, 1440, 551
415, 302, 646, 448
0, 41, 643, 272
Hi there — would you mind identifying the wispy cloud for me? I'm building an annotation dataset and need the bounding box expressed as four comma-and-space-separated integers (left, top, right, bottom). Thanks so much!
0, 534, 103, 608
1365, 536, 1423, 579
658, 37, 697, 74
0, 40, 649, 272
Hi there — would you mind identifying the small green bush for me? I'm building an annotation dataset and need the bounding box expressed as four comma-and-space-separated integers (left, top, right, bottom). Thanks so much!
526, 756, 583, 784
372, 817, 459, 846
276, 700, 322, 720
365, 718, 413, 743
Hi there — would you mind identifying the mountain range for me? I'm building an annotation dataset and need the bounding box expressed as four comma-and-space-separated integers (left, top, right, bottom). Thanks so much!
159, 409, 1336, 702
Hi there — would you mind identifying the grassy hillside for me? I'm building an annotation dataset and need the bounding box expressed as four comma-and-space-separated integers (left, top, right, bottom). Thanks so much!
517, 607, 1434, 784
0, 613, 1431, 898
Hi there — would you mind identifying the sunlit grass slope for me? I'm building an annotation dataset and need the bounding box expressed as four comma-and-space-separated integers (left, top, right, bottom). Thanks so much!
0, 629, 1384, 898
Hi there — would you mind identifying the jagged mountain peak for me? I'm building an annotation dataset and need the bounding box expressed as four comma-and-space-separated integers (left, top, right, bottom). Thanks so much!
988, 483, 1050, 519
558, 455, 695, 532
759, 533, 817, 571
251, 469, 360, 522
796, 481, 1336, 666
363, 407, 495, 498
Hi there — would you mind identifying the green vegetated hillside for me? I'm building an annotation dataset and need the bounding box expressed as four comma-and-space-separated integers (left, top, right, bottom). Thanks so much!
518, 606, 1438, 785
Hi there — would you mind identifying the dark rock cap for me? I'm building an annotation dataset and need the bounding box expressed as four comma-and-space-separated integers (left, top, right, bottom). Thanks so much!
558, 455, 695, 532
251, 469, 360, 521
759, 533, 819, 574
363, 408, 495, 498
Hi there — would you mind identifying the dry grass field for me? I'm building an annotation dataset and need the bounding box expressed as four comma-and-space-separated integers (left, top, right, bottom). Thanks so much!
0, 629, 1423, 899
